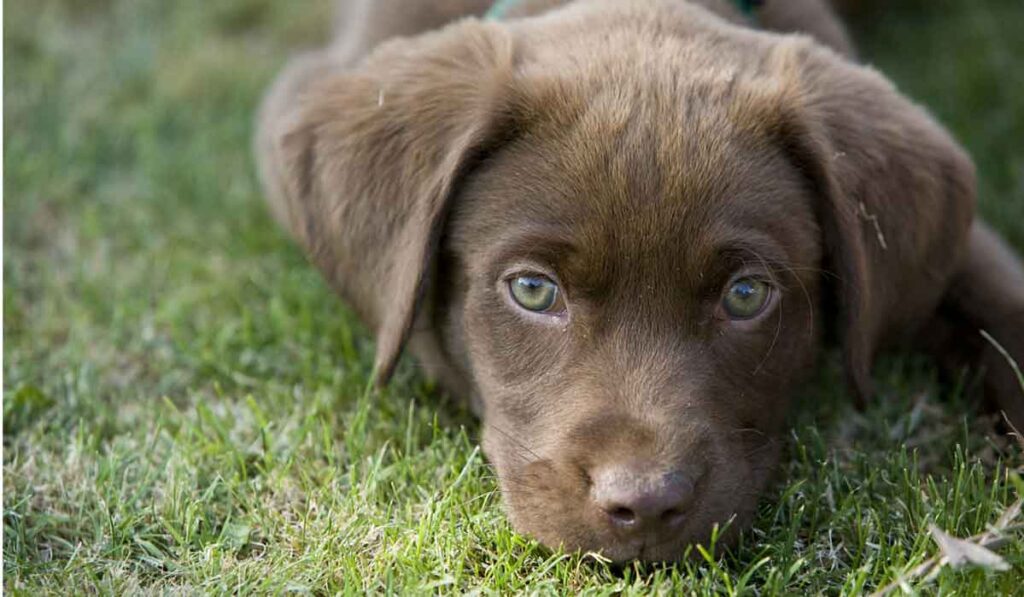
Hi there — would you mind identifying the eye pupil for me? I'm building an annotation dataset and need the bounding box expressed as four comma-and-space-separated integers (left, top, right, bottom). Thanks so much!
722, 277, 771, 319
510, 275, 559, 312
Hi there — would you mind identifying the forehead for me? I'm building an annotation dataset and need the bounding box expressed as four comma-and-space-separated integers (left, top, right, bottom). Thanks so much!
451, 78, 818, 286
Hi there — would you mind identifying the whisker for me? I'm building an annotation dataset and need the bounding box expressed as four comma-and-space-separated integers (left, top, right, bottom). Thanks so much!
754, 297, 784, 375
742, 436, 780, 459
729, 427, 769, 439
777, 261, 817, 343
484, 422, 545, 463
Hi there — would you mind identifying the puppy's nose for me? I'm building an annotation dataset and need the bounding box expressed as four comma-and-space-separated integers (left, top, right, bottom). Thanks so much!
591, 466, 695, 530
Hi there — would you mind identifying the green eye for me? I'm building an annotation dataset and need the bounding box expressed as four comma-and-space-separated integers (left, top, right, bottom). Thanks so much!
722, 277, 772, 320
509, 275, 560, 313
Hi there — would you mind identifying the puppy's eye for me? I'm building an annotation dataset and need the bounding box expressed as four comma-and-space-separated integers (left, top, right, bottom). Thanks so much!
509, 275, 560, 313
722, 277, 772, 320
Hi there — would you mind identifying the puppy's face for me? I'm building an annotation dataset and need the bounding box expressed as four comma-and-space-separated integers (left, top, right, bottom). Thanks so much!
443, 88, 822, 560
260, 1, 974, 564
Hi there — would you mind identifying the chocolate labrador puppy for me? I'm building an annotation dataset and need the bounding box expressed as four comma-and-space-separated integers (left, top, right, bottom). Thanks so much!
256, 0, 1024, 561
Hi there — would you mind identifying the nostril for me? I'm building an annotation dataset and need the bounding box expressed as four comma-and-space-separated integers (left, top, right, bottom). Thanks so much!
606, 505, 637, 526
661, 507, 685, 527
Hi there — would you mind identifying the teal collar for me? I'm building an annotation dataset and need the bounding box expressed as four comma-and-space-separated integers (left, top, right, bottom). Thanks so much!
736, 0, 763, 15
485, 0, 521, 20
486, 0, 762, 21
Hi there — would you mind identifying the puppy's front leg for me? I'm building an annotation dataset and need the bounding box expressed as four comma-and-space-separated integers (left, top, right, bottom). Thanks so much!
933, 220, 1024, 429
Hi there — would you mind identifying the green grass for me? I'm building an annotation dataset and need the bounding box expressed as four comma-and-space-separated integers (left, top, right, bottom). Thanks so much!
4, 0, 1024, 593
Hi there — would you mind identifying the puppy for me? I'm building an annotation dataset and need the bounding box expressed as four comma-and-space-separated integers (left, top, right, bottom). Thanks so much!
255, 0, 1024, 562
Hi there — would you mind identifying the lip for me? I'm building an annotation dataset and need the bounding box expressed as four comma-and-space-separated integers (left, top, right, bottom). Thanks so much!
604, 532, 690, 563
637, 535, 688, 562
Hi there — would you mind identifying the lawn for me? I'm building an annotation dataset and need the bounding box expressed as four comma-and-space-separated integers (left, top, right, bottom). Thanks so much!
4, 0, 1024, 593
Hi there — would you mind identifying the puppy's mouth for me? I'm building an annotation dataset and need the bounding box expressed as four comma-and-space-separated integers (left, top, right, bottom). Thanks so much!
635, 534, 693, 562
600, 518, 701, 563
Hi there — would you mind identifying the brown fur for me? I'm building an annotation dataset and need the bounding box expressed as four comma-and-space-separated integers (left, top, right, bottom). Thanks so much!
255, 0, 1024, 561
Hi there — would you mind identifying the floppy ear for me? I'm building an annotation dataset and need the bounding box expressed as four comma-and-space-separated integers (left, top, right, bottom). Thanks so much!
255, 21, 514, 384
757, 40, 976, 405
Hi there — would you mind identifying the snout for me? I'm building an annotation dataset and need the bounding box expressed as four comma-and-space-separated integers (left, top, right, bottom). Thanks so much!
590, 464, 696, 534
490, 418, 780, 562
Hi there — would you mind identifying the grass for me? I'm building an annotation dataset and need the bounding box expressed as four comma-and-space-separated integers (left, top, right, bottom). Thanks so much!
4, 0, 1024, 593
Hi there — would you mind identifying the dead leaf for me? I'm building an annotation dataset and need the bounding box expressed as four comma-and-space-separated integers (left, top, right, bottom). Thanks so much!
928, 524, 1010, 571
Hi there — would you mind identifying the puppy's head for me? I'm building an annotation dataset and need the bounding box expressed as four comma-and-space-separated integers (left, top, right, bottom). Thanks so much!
258, 1, 974, 561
